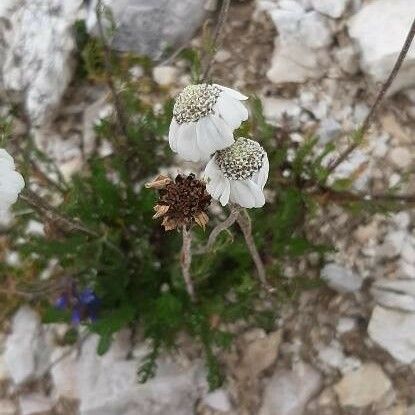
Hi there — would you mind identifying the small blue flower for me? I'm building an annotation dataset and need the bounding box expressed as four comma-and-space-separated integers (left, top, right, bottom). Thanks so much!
71, 308, 82, 326
79, 288, 99, 305
55, 294, 68, 310
54, 285, 100, 326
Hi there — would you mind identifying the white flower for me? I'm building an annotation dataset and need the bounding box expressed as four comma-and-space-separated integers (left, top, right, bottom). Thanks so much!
0, 149, 25, 214
203, 137, 269, 208
169, 83, 248, 162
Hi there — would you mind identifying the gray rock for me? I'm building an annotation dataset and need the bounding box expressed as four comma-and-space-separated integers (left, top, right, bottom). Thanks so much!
378, 230, 408, 259
321, 263, 363, 293
261, 1, 332, 84
389, 147, 412, 169
392, 212, 411, 230
336, 317, 356, 334
261, 97, 301, 124
318, 340, 361, 374
203, 389, 232, 412
0, 354, 10, 382
78, 335, 205, 415
50, 347, 79, 401
398, 260, 415, 279
4, 306, 51, 385
334, 45, 359, 75
152, 65, 179, 87
86, 0, 208, 60
259, 363, 322, 415
267, 40, 328, 84
300, 12, 332, 49
19, 393, 53, 415
239, 329, 282, 379
368, 306, 415, 364
0, 399, 18, 415
310, 0, 349, 18
371, 279, 415, 312
348, 0, 415, 94
0, 0, 83, 126
334, 363, 393, 408
317, 118, 342, 144
325, 149, 370, 191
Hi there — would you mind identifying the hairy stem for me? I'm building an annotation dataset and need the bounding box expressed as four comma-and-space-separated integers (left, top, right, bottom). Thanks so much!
21, 189, 123, 255
21, 189, 97, 237
327, 17, 415, 175
201, 0, 231, 82
236, 209, 275, 293
204, 205, 240, 252
311, 186, 415, 207
181, 226, 196, 301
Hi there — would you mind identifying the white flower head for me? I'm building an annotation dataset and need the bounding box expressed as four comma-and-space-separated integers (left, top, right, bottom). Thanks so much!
169, 83, 248, 162
204, 137, 269, 209
0, 149, 25, 215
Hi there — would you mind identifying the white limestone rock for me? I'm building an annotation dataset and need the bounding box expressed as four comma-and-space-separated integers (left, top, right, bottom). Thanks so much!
389, 147, 413, 170
203, 389, 232, 413
334, 44, 359, 75
317, 118, 342, 144
4, 307, 51, 385
152, 66, 179, 87
19, 393, 53, 415
78, 335, 205, 415
318, 340, 361, 374
0, 355, 10, 382
368, 306, 415, 364
321, 263, 363, 293
240, 329, 282, 379
0, 399, 18, 415
371, 278, 415, 312
261, 97, 301, 124
50, 347, 79, 401
259, 362, 322, 415
0, 0, 83, 125
348, 0, 415, 94
86, 0, 208, 60
324, 148, 371, 192
260, 1, 333, 84
310, 0, 349, 19
334, 363, 393, 408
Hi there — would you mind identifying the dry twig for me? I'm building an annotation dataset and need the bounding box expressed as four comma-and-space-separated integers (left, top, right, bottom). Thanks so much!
96, 1, 129, 142
327, 18, 415, 175
201, 0, 231, 82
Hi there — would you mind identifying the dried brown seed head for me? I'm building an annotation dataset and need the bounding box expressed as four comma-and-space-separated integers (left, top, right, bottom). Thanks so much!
148, 173, 211, 231
145, 175, 172, 190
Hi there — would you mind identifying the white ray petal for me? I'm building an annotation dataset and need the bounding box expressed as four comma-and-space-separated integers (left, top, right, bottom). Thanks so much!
204, 158, 231, 204
229, 181, 256, 208
219, 179, 231, 206
214, 84, 248, 101
168, 118, 180, 152
247, 180, 265, 207
256, 154, 269, 190
209, 113, 234, 148
176, 123, 200, 162
214, 94, 247, 130
196, 117, 218, 158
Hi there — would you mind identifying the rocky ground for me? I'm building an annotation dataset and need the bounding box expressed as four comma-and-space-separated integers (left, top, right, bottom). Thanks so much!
1, 0, 415, 414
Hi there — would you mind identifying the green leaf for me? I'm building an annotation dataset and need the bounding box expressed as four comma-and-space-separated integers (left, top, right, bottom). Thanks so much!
285, 237, 331, 256
42, 307, 72, 324
97, 333, 113, 356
